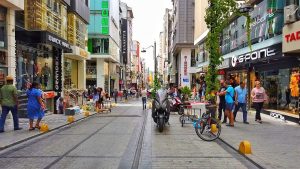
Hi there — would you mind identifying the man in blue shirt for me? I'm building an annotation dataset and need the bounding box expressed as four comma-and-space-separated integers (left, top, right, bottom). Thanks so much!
221, 80, 235, 127
233, 81, 249, 124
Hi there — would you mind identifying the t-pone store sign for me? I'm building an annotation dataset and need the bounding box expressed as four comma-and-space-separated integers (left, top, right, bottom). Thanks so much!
283, 20, 300, 53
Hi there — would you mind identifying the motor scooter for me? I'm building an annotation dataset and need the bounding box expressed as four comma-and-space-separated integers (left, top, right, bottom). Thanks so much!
152, 89, 170, 132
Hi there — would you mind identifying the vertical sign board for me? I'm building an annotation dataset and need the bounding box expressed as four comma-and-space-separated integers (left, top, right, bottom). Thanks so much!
121, 18, 128, 64
101, 0, 109, 35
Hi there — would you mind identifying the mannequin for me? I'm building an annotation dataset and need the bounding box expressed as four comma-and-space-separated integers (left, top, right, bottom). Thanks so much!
41, 62, 51, 88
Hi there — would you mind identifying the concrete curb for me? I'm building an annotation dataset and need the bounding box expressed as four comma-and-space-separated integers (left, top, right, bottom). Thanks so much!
217, 137, 265, 169
0, 112, 98, 151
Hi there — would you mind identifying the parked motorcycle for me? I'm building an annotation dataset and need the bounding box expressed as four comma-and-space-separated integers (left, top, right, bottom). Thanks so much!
169, 95, 190, 115
152, 89, 170, 132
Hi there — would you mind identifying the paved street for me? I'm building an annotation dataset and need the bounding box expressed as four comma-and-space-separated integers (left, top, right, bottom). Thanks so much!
0, 100, 299, 169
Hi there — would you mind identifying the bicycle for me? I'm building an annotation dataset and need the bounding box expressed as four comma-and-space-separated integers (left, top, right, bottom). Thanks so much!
193, 111, 221, 141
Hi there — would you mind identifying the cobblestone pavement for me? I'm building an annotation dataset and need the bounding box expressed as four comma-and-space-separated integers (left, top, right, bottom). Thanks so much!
0, 99, 297, 168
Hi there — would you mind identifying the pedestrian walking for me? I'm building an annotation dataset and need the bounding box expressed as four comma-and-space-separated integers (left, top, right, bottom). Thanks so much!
251, 81, 267, 124
222, 80, 235, 127
233, 81, 249, 124
0, 76, 22, 133
113, 89, 118, 103
27, 82, 45, 130
141, 88, 147, 110
217, 80, 227, 123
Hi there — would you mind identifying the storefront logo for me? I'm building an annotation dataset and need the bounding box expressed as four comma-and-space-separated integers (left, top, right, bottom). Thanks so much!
121, 19, 128, 64
48, 35, 71, 50
231, 48, 276, 67
285, 31, 300, 43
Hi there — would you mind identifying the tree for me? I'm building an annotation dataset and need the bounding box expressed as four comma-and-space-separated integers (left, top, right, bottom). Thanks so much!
205, 0, 252, 103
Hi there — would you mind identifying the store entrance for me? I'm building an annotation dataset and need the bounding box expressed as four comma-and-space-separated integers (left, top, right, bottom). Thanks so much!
259, 70, 279, 109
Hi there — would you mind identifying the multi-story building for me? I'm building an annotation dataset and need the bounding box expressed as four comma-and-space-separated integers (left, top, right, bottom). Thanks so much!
162, 8, 172, 85
87, 0, 120, 94
15, 0, 89, 113
131, 40, 141, 89
193, 0, 209, 85
170, 0, 195, 87
120, 2, 134, 90
282, 0, 300, 118
0, 0, 24, 86
219, 0, 300, 115
158, 32, 164, 77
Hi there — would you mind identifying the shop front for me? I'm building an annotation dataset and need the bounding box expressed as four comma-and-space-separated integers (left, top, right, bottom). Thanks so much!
16, 31, 72, 113
225, 43, 300, 115
283, 20, 300, 117
63, 46, 88, 107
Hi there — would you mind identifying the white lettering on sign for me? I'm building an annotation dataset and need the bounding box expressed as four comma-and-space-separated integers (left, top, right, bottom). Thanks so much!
184, 56, 187, 76
231, 48, 276, 67
48, 35, 71, 50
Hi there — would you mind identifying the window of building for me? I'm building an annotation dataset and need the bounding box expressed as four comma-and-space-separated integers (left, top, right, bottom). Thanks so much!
0, 6, 7, 50
88, 38, 109, 54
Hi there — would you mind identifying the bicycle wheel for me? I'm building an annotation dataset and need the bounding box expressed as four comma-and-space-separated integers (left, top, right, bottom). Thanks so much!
195, 117, 221, 141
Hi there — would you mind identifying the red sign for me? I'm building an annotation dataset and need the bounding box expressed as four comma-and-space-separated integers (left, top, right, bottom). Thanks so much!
43, 91, 55, 99
285, 31, 300, 43
218, 70, 225, 75
184, 56, 187, 76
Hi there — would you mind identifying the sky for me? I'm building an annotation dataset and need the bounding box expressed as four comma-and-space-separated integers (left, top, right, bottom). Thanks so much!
121, 0, 172, 71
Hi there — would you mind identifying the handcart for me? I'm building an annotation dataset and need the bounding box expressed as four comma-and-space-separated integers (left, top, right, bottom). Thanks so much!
102, 100, 112, 113
179, 102, 206, 127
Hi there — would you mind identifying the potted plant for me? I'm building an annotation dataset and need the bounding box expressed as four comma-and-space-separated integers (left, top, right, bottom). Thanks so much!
181, 86, 192, 101
204, 0, 252, 118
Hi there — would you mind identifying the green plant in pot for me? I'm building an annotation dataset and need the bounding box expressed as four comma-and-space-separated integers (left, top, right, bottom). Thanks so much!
181, 86, 192, 101
204, 0, 252, 118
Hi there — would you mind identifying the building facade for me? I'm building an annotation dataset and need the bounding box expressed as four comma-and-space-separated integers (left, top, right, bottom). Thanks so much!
0, 0, 24, 86
120, 2, 134, 90
87, 0, 120, 94
219, 0, 297, 114
171, 0, 195, 87
14, 0, 89, 113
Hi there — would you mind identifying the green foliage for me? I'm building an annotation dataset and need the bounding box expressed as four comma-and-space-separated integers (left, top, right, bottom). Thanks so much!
181, 86, 192, 97
205, 0, 252, 102
151, 74, 161, 99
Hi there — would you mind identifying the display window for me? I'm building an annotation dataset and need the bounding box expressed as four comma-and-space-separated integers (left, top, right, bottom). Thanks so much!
64, 58, 78, 89
227, 71, 248, 88
255, 68, 300, 115
16, 44, 54, 91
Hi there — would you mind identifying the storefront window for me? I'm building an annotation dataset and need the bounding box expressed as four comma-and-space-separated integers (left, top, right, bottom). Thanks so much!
0, 6, 7, 50
16, 44, 54, 91
86, 60, 97, 87
256, 68, 300, 115
64, 58, 78, 89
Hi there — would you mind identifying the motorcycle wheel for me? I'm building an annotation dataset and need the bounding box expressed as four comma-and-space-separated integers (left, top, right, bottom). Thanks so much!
158, 117, 164, 132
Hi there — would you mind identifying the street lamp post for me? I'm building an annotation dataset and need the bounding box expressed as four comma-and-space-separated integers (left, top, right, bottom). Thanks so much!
141, 41, 157, 74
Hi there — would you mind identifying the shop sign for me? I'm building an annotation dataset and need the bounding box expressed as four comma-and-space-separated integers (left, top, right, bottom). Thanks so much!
121, 18, 128, 64
184, 56, 188, 76
46, 34, 72, 51
54, 49, 62, 92
79, 49, 88, 58
218, 70, 225, 75
231, 47, 276, 67
285, 31, 300, 43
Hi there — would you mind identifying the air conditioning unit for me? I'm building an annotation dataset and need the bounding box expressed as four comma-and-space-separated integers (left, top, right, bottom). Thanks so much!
284, 4, 299, 24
